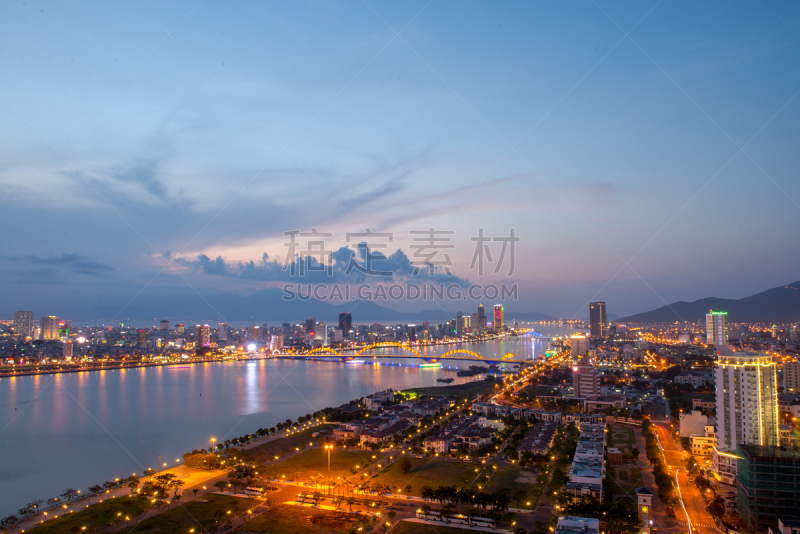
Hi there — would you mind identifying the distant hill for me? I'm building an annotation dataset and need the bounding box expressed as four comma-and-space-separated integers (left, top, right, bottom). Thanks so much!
618, 281, 800, 324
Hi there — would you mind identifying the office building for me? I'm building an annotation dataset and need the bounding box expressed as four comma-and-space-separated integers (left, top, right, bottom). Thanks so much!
137, 330, 146, 345
314, 324, 327, 345
41, 316, 59, 340
196, 325, 210, 347
493, 304, 504, 332
737, 445, 800, 533
477, 303, 487, 332
306, 317, 316, 336
159, 319, 170, 331
589, 302, 607, 338
175, 323, 185, 334
713, 352, 779, 484
14, 311, 34, 337
573, 364, 600, 398
338, 312, 352, 337
218, 323, 228, 342
63, 341, 73, 360
250, 325, 260, 340
784, 361, 800, 394
570, 333, 588, 359
706, 310, 729, 346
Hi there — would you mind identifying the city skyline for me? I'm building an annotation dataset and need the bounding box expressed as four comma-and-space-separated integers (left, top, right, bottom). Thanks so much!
1, 2, 799, 320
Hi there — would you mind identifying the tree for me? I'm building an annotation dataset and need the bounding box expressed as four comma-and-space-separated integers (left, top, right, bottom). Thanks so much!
399, 455, 413, 474
61, 488, 79, 503
346, 497, 355, 511
387, 510, 397, 525
708, 496, 725, 519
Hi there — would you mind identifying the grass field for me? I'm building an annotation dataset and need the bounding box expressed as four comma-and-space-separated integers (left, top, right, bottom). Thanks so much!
260, 449, 375, 482
609, 425, 635, 452
402, 379, 496, 398
250, 424, 337, 460
390, 520, 477, 534
483, 466, 538, 508
240, 504, 356, 533
373, 458, 477, 495
117, 494, 254, 534
606, 466, 642, 496
27, 495, 153, 534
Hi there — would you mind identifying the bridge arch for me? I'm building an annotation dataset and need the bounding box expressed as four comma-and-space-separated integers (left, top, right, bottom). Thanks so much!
305, 347, 340, 356
356, 342, 422, 358
438, 349, 484, 360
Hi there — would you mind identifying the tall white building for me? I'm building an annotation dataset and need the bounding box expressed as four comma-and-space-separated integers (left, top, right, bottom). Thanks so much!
573, 364, 600, 398
14, 311, 33, 337
571, 333, 588, 359
40, 316, 59, 341
706, 310, 728, 346
713, 352, 779, 484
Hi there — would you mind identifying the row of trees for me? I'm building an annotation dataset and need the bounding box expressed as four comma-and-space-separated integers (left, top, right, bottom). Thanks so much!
642, 419, 677, 505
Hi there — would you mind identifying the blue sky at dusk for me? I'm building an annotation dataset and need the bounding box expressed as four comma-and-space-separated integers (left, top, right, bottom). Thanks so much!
1, 1, 799, 319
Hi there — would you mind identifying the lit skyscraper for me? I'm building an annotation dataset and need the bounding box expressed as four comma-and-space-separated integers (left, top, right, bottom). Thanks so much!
573, 363, 600, 398
40, 316, 59, 340
14, 311, 33, 337
493, 304, 504, 332
477, 303, 487, 332
589, 302, 607, 338
137, 330, 146, 345
196, 325, 211, 347
218, 323, 228, 342
706, 310, 728, 345
713, 352, 779, 484
159, 319, 170, 331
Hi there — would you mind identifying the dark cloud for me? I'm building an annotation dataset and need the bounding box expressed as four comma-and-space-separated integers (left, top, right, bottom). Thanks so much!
175, 245, 471, 286
7, 253, 115, 276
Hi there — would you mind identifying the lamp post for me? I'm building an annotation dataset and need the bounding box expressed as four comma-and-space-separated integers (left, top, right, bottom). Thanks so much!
324, 443, 334, 497
210, 437, 216, 452
158, 455, 163, 473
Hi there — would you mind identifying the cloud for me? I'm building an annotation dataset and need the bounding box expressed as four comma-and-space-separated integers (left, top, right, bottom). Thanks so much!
7, 253, 115, 276
175, 245, 472, 286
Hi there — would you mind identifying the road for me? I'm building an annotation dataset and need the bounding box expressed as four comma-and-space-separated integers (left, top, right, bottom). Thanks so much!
653, 424, 719, 534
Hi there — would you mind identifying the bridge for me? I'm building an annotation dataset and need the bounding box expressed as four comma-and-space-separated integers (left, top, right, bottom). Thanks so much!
270, 342, 526, 362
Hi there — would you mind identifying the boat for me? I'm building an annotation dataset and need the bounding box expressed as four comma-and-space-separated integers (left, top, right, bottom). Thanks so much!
437, 377, 454, 383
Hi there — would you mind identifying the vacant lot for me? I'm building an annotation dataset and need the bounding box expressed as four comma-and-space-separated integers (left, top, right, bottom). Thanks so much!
250, 424, 337, 460
27, 495, 153, 534
606, 466, 642, 496
117, 494, 253, 534
240, 504, 357, 534
609, 424, 635, 452
483, 466, 538, 507
260, 449, 374, 482
374, 458, 477, 495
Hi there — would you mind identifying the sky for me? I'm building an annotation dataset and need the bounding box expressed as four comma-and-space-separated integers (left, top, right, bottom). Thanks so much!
1, 0, 799, 321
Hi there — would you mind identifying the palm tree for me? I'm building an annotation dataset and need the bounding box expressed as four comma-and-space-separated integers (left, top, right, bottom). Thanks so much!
420, 504, 431, 519
345, 496, 355, 512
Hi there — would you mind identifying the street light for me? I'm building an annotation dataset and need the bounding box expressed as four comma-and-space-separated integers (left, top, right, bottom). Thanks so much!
324, 443, 334, 496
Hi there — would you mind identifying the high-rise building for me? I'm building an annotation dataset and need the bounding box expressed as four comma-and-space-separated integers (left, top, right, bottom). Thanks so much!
41, 316, 59, 340
570, 333, 588, 359
137, 330, 146, 345
250, 325, 260, 340
472, 302, 486, 334
59, 322, 69, 340
713, 352, 779, 484
14, 311, 34, 337
306, 317, 316, 337
33, 326, 41, 340
589, 302, 607, 338
573, 364, 600, 398
218, 323, 228, 342
493, 305, 504, 332
456, 312, 464, 336
196, 325, 211, 347
314, 324, 327, 345
160, 319, 170, 331
338, 312, 352, 337
175, 323, 185, 334
63, 341, 73, 360
785, 361, 800, 394
706, 310, 729, 346
736, 445, 800, 533
407, 324, 416, 343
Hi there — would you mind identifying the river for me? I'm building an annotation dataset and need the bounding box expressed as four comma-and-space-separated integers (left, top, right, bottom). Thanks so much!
0, 334, 569, 517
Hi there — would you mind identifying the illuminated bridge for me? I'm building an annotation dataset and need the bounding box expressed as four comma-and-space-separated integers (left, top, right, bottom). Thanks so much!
272, 342, 526, 362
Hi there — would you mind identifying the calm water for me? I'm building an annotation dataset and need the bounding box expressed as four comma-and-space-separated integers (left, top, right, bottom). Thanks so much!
0, 336, 560, 516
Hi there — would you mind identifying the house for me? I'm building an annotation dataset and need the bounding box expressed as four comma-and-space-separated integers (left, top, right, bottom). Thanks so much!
674, 371, 713, 388
584, 394, 627, 411
478, 416, 505, 430
555, 517, 600, 534
365, 388, 394, 411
